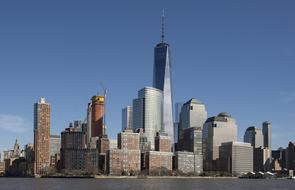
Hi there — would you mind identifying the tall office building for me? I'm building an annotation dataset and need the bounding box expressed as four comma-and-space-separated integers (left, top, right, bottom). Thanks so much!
91, 96, 105, 138
174, 103, 183, 143
122, 106, 133, 131
179, 98, 207, 130
286, 142, 295, 171
243, 126, 263, 148
262, 121, 272, 150
153, 12, 174, 144
133, 87, 163, 150
262, 121, 272, 171
243, 126, 264, 172
219, 141, 253, 176
86, 103, 92, 143
34, 98, 50, 175
50, 135, 61, 156
203, 112, 238, 171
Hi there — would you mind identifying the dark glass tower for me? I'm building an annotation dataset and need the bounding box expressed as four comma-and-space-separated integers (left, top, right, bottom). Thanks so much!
153, 12, 174, 144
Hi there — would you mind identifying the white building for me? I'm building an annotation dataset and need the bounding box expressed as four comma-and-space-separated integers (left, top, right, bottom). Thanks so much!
122, 106, 133, 131
132, 87, 163, 150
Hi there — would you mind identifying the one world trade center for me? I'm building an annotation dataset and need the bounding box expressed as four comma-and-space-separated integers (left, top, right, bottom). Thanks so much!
153, 11, 174, 145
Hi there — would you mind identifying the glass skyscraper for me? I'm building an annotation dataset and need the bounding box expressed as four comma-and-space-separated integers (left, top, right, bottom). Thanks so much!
132, 87, 163, 150
153, 15, 174, 144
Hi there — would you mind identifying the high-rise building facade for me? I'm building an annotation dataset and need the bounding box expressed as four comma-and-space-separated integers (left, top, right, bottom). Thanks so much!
203, 112, 238, 171
262, 121, 272, 150
122, 106, 133, 131
86, 103, 92, 143
243, 126, 263, 148
152, 14, 174, 144
286, 142, 295, 171
179, 98, 207, 130
219, 141, 253, 176
174, 103, 183, 143
262, 121, 272, 171
34, 98, 51, 175
133, 87, 163, 150
50, 135, 61, 156
91, 96, 105, 138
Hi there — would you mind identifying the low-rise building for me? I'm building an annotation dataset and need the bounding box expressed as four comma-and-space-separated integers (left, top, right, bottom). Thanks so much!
106, 149, 141, 175
106, 129, 141, 175
145, 151, 173, 175
174, 151, 203, 175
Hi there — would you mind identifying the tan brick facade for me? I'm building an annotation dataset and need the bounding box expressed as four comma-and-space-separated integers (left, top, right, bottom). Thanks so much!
118, 129, 140, 150
107, 149, 141, 175
34, 98, 50, 175
155, 133, 171, 152
145, 151, 173, 175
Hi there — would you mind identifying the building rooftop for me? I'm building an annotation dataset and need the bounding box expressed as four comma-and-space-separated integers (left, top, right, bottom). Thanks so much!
184, 98, 204, 105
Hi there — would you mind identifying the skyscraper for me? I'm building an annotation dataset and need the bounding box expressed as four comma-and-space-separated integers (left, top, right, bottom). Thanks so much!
243, 126, 263, 148
86, 102, 92, 143
153, 12, 174, 144
132, 87, 163, 150
91, 96, 105, 138
179, 98, 207, 130
203, 112, 238, 171
243, 126, 264, 172
174, 103, 183, 143
262, 121, 272, 151
262, 121, 272, 171
34, 98, 50, 175
219, 141, 253, 176
122, 106, 133, 131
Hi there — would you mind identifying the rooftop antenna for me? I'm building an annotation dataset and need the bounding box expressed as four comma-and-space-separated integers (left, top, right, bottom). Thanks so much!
161, 9, 165, 43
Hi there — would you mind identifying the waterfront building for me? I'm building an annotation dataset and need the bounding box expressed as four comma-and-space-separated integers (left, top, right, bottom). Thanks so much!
203, 112, 238, 171
34, 98, 51, 175
262, 121, 272, 171
133, 87, 163, 150
91, 96, 105, 138
0, 161, 4, 174
174, 151, 203, 175
106, 130, 141, 175
145, 151, 173, 175
176, 126, 203, 175
219, 141, 253, 176
122, 106, 133, 131
152, 13, 174, 144
286, 142, 295, 171
60, 122, 88, 171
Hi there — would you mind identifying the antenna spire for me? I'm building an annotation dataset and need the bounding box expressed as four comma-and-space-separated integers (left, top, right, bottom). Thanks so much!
161, 9, 165, 43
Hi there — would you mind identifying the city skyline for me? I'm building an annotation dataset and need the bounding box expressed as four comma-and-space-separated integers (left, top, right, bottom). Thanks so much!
1, 0, 295, 155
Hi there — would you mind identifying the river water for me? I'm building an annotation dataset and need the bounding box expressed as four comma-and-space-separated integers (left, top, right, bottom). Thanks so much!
0, 178, 294, 190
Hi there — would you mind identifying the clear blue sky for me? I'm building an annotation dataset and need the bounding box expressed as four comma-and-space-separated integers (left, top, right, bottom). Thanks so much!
0, 0, 294, 156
